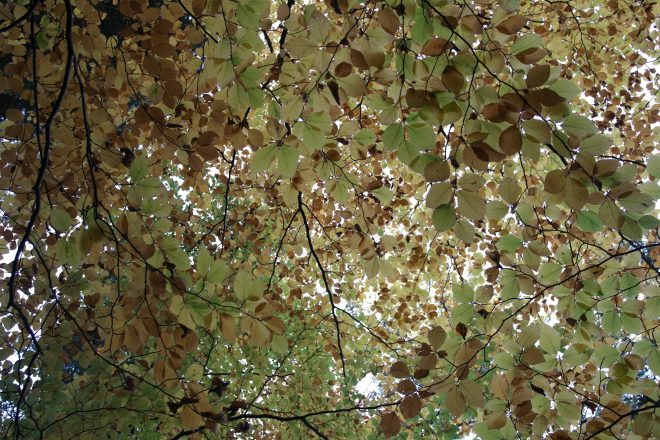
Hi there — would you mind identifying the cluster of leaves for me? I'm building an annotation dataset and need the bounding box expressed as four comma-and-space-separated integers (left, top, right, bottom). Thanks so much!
0, 0, 659, 438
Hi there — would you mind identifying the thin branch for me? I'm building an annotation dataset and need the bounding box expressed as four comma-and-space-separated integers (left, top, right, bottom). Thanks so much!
297, 191, 347, 379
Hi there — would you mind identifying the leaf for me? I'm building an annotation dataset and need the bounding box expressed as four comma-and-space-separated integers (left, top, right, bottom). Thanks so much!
207, 259, 229, 284
380, 412, 401, 438
234, 270, 262, 301
526, 65, 551, 88
277, 145, 298, 178
496, 15, 525, 35
197, 246, 213, 277
181, 405, 204, 429
512, 34, 544, 54
457, 190, 486, 220
578, 210, 604, 232
390, 361, 410, 378
428, 326, 446, 350
539, 325, 561, 354
562, 115, 598, 139
548, 79, 581, 101
408, 119, 435, 150
490, 374, 509, 400
252, 144, 277, 173
499, 126, 522, 155
421, 37, 451, 56
400, 394, 422, 419
519, 324, 540, 348
383, 123, 405, 151
522, 346, 545, 365
432, 204, 457, 232
50, 207, 72, 232
442, 66, 465, 94
129, 155, 149, 181
446, 385, 466, 417
426, 182, 453, 209
648, 155, 660, 178
423, 160, 450, 182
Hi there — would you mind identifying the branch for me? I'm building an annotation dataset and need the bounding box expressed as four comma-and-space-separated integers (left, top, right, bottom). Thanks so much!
219, 149, 237, 256
176, 0, 218, 43
297, 191, 347, 379
584, 401, 660, 440
228, 400, 400, 422
5, 0, 74, 436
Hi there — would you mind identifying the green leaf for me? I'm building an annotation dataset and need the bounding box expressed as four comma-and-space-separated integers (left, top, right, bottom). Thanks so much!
538, 262, 561, 285
252, 144, 277, 173
538, 325, 561, 354
197, 246, 213, 277
638, 215, 660, 229
426, 182, 453, 209
580, 134, 612, 156
383, 123, 404, 151
496, 235, 522, 253
36, 31, 49, 50
457, 190, 486, 220
233, 270, 263, 301
278, 145, 298, 178
577, 210, 603, 232
432, 204, 457, 232
648, 154, 660, 178
129, 155, 149, 181
548, 79, 580, 101
354, 128, 376, 146
207, 259, 229, 284
50, 207, 72, 232
562, 115, 598, 139
512, 34, 543, 54
407, 119, 435, 150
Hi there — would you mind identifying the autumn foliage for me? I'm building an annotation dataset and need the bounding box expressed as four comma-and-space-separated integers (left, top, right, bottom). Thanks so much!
1, 0, 659, 438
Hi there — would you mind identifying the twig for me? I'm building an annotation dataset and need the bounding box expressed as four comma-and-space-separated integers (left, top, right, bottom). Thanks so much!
297, 191, 347, 379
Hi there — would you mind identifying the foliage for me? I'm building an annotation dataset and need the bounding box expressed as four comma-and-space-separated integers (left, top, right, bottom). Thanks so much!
0, 0, 659, 438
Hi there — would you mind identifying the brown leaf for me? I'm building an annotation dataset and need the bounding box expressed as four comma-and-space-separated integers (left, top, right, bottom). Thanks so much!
421, 37, 451, 56
378, 8, 400, 35
181, 405, 204, 429
514, 400, 533, 417
490, 374, 509, 400
446, 385, 466, 417
522, 346, 545, 365
497, 15, 526, 35
516, 48, 548, 64
526, 64, 551, 88
419, 353, 437, 370
442, 66, 465, 94
397, 379, 417, 395
350, 49, 370, 70
481, 103, 506, 123
334, 62, 352, 78
534, 88, 565, 107
400, 394, 423, 419
380, 412, 401, 438
405, 89, 432, 108
487, 412, 507, 429
461, 15, 483, 34
390, 361, 410, 378
499, 126, 522, 155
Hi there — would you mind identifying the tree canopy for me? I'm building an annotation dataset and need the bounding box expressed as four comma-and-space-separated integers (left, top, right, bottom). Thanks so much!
1, 0, 659, 438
